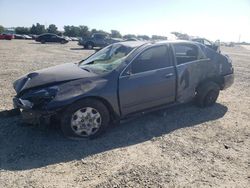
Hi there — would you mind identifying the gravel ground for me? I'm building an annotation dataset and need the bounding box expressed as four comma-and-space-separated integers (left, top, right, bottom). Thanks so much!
0, 40, 249, 187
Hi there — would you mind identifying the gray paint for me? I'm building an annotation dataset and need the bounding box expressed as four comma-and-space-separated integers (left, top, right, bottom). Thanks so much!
13, 40, 234, 122
13, 63, 96, 93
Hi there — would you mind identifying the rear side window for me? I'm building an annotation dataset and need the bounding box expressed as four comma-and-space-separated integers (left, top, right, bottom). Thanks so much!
95, 34, 105, 39
204, 39, 212, 46
45, 34, 52, 39
173, 44, 199, 65
131, 45, 171, 74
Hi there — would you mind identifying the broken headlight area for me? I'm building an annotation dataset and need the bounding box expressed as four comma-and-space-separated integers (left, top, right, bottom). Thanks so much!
14, 98, 34, 109
15, 86, 59, 109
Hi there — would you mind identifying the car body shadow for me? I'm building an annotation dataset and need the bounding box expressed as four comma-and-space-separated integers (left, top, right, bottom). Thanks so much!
70, 47, 99, 51
70, 47, 85, 50
28, 42, 68, 45
0, 103, 227, 171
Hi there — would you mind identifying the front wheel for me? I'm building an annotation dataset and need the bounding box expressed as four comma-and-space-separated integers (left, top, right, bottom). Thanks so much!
195, 81, 220, 107
61, 99, 110, 139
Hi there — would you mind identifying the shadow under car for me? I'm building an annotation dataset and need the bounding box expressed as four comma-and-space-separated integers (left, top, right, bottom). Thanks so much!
0, 103, 227, 171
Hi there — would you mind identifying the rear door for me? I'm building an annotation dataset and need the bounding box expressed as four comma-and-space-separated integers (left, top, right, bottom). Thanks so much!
172, 43, 216, 102
44, 34, 52, 42
119, 45, 176, 116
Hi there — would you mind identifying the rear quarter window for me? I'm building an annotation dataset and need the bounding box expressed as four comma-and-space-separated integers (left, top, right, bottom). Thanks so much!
173, 43, 205, 65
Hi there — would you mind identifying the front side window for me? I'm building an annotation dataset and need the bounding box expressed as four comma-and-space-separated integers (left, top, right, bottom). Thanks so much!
45, 34, 53, 39
131, 45, 170, 74
173, 44, 199, 65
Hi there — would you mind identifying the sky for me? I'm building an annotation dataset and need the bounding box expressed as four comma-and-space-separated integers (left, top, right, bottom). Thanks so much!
0, 0, 250, 42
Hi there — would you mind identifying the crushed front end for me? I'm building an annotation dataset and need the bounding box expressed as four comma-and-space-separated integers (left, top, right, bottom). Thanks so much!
13, 86, 60, 125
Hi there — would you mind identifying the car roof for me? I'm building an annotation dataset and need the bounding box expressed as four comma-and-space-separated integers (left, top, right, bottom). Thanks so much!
155, 40, 200, 45
116, 41, 148, 48
118, 40, 199, 47
192, 38, 204, 40
39, 33, 57, 36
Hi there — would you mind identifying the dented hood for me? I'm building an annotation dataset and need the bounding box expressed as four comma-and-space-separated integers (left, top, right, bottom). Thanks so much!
13, 63, 95, 94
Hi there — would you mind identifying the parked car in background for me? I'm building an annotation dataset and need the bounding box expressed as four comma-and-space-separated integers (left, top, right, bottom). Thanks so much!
70, 37, 79, 41
64, 36, 72, 41
225, 42, 235, 47
0, 33, 14, 40
13, 41, 234, 139
192, 38, 220, 52
14, 34, 25, 39
14, 34, 33, 40
78, 33, 123, 49
125, 38, 139, 41
23, 35, 32, 40
35, 33, 69, 44
29, 34, 38, 40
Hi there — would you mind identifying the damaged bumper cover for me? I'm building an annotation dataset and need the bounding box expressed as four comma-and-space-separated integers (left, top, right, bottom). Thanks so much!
13, 97, 56, 125
20, 109, 55, 125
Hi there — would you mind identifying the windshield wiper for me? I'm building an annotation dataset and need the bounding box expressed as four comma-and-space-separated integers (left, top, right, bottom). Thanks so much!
81, 67, 91, 72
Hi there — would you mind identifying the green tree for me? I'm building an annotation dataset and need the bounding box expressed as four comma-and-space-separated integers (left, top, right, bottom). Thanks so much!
137, 35, 150, 40
30, 23, 46, 35
96, 30, 109, 35
111, 30, 122, 38
171, 32, 189, 40
79, 25, 90, 37
90, 29, 109, 37
123, 34, 136, 39
15, 27, 30, 35
152, 35, 168, 40
90, 29, 97, 35
64, 25, 80, 37
47, 24, 58, 34
0, 25, 4, 33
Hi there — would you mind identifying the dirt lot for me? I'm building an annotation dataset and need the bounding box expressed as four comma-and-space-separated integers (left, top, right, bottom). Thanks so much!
0, 40, 249, 187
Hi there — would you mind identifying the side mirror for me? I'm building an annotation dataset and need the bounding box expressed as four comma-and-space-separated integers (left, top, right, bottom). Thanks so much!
123, 67, 132, 76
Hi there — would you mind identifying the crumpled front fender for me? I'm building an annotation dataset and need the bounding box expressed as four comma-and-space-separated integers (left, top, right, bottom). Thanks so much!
46, 78, 107, 110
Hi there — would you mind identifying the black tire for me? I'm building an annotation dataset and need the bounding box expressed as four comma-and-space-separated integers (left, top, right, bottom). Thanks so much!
195, 81, 220, 107
61, 40, 67, 44
85, 42, 94, 49
61, 99, 110, 139
41, 40, 46, 44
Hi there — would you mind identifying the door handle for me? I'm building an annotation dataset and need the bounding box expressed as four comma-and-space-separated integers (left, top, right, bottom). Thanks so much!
165, 73, 174, 78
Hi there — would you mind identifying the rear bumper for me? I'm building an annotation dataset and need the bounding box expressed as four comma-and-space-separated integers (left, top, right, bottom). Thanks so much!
222, 73, 234, 90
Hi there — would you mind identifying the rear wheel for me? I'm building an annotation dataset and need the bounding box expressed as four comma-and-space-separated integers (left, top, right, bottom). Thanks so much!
85, 42, 94, 49
196, 81, 220, 107
41, 40, 46, 44
61, 99, 110, 139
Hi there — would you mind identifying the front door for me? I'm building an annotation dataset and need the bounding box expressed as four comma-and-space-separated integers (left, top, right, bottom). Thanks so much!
119, 45, 176, 116
50, 35, 58, 42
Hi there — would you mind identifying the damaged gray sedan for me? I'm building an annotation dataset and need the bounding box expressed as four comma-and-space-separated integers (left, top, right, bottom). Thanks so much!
13, 41, 234, 139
